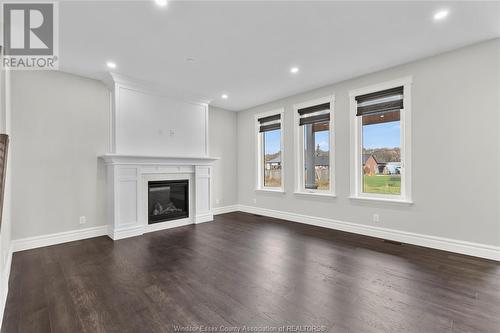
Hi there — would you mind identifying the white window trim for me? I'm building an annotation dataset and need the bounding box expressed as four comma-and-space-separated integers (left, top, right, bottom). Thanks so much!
349, 77, 413, 204
255, 108, 285, 192
293, 95, 336, 197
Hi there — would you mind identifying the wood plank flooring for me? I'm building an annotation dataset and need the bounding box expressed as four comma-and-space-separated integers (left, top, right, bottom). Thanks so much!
2, 212, 500, 333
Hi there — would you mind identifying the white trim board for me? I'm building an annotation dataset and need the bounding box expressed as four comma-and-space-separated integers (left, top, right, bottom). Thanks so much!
213, 205, 239, 215
109, 219, 211, 240
237, 205, 500, 261
0, 245, 12, 330
12, 225, 108, 253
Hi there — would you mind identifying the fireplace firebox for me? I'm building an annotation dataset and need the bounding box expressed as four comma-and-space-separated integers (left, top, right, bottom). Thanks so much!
148, 180, 189, 224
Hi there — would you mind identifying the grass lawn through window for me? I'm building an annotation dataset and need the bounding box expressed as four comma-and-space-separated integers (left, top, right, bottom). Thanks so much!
363, 175, 401, 195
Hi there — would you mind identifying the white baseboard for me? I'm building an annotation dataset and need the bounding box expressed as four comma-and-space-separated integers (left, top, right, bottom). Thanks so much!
111, 218, 201, 240
194, 213, 213, 224
12, 225, 108, 252
0, 245, 12, 330
213, 205, 239, 215
9, 205, 500, 262
109, 225, 143, 240
238, 205, 500, 261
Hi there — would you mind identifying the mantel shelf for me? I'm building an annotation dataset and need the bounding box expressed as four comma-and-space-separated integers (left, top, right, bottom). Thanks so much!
99, 154, 219, 165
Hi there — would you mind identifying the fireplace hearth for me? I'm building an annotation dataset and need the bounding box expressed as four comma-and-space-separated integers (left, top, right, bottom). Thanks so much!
148, 179, 189, 224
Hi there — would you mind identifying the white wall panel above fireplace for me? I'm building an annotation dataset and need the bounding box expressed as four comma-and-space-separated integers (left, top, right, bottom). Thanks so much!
105, 72, 209, 157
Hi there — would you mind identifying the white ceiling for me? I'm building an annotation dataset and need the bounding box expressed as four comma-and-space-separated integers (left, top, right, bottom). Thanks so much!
59, 1, 500, 111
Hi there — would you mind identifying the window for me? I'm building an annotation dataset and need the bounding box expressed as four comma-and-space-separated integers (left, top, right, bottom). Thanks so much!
256, 110, 284, 191
350, 78, 412, 203
294, 97, 335, 195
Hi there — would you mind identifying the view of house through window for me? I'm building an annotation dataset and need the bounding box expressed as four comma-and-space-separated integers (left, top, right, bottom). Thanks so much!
361, 110, 401, 195
304, 122, 330, 190
263, 129, 282, 187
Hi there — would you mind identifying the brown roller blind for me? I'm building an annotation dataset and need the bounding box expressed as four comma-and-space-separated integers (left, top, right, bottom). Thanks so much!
298, 102, 330, 115
258, 114, 281, 132
355, 86, 404, 116
298, 103, 330, 126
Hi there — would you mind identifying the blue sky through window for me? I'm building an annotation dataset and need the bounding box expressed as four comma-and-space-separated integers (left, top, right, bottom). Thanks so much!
315, 131, 329, 151
363, 121, 400, 149
264, 129, 281, 154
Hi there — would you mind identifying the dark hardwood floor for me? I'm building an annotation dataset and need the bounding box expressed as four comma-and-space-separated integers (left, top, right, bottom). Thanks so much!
2, 212, 500, 333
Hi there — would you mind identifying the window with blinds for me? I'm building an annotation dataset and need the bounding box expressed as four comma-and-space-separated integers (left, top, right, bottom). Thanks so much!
257, 112, 283, 189
297, 102, 332, 191
354, 85, 404, 196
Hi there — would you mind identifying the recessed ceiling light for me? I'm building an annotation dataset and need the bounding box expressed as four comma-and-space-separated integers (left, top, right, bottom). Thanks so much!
155, 0, 168, 7
433, 10, 449, 21
290, 67, 299, 74
221, 94, 228, 99
106, 61, 117, 69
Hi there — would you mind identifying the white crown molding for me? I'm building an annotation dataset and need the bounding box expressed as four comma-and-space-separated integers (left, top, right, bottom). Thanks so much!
102, 71, 212, 107
11, 226, 108, 253
237, 205, 500, 261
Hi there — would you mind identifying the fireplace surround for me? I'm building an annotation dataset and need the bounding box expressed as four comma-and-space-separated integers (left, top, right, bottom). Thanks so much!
100, 154, 218, 240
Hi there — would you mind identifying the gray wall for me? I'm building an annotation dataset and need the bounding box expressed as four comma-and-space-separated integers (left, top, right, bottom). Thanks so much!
209, 106, 238, 208
237, 39, 500, 246
11, 71, 110, 239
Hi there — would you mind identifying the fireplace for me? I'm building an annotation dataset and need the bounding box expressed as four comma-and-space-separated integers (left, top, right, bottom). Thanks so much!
148, 179, 189, 224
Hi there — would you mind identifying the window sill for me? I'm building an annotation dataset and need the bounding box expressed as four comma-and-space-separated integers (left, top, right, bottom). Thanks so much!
294, 191, 336, 198
349, 196, 413, 205
255, 188, 286, 194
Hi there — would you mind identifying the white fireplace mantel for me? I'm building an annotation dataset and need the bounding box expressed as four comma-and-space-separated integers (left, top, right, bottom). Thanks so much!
100, 154, 219, 240
101, 154, 218, 166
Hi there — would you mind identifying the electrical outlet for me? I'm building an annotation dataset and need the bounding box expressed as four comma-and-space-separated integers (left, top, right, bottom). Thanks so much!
253, 198, 257, 204
372, 214, 380, 223
215, 198, 220, 205
79, 216, 87, 225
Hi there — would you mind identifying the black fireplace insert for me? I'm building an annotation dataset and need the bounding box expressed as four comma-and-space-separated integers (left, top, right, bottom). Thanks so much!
148, 179, 189, 224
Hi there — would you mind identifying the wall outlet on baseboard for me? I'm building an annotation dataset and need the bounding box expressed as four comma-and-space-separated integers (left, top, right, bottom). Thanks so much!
372, 213, 380, 223
79, 216, 87, 225
215, 198, 220, 205
253, 198, 257, 204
